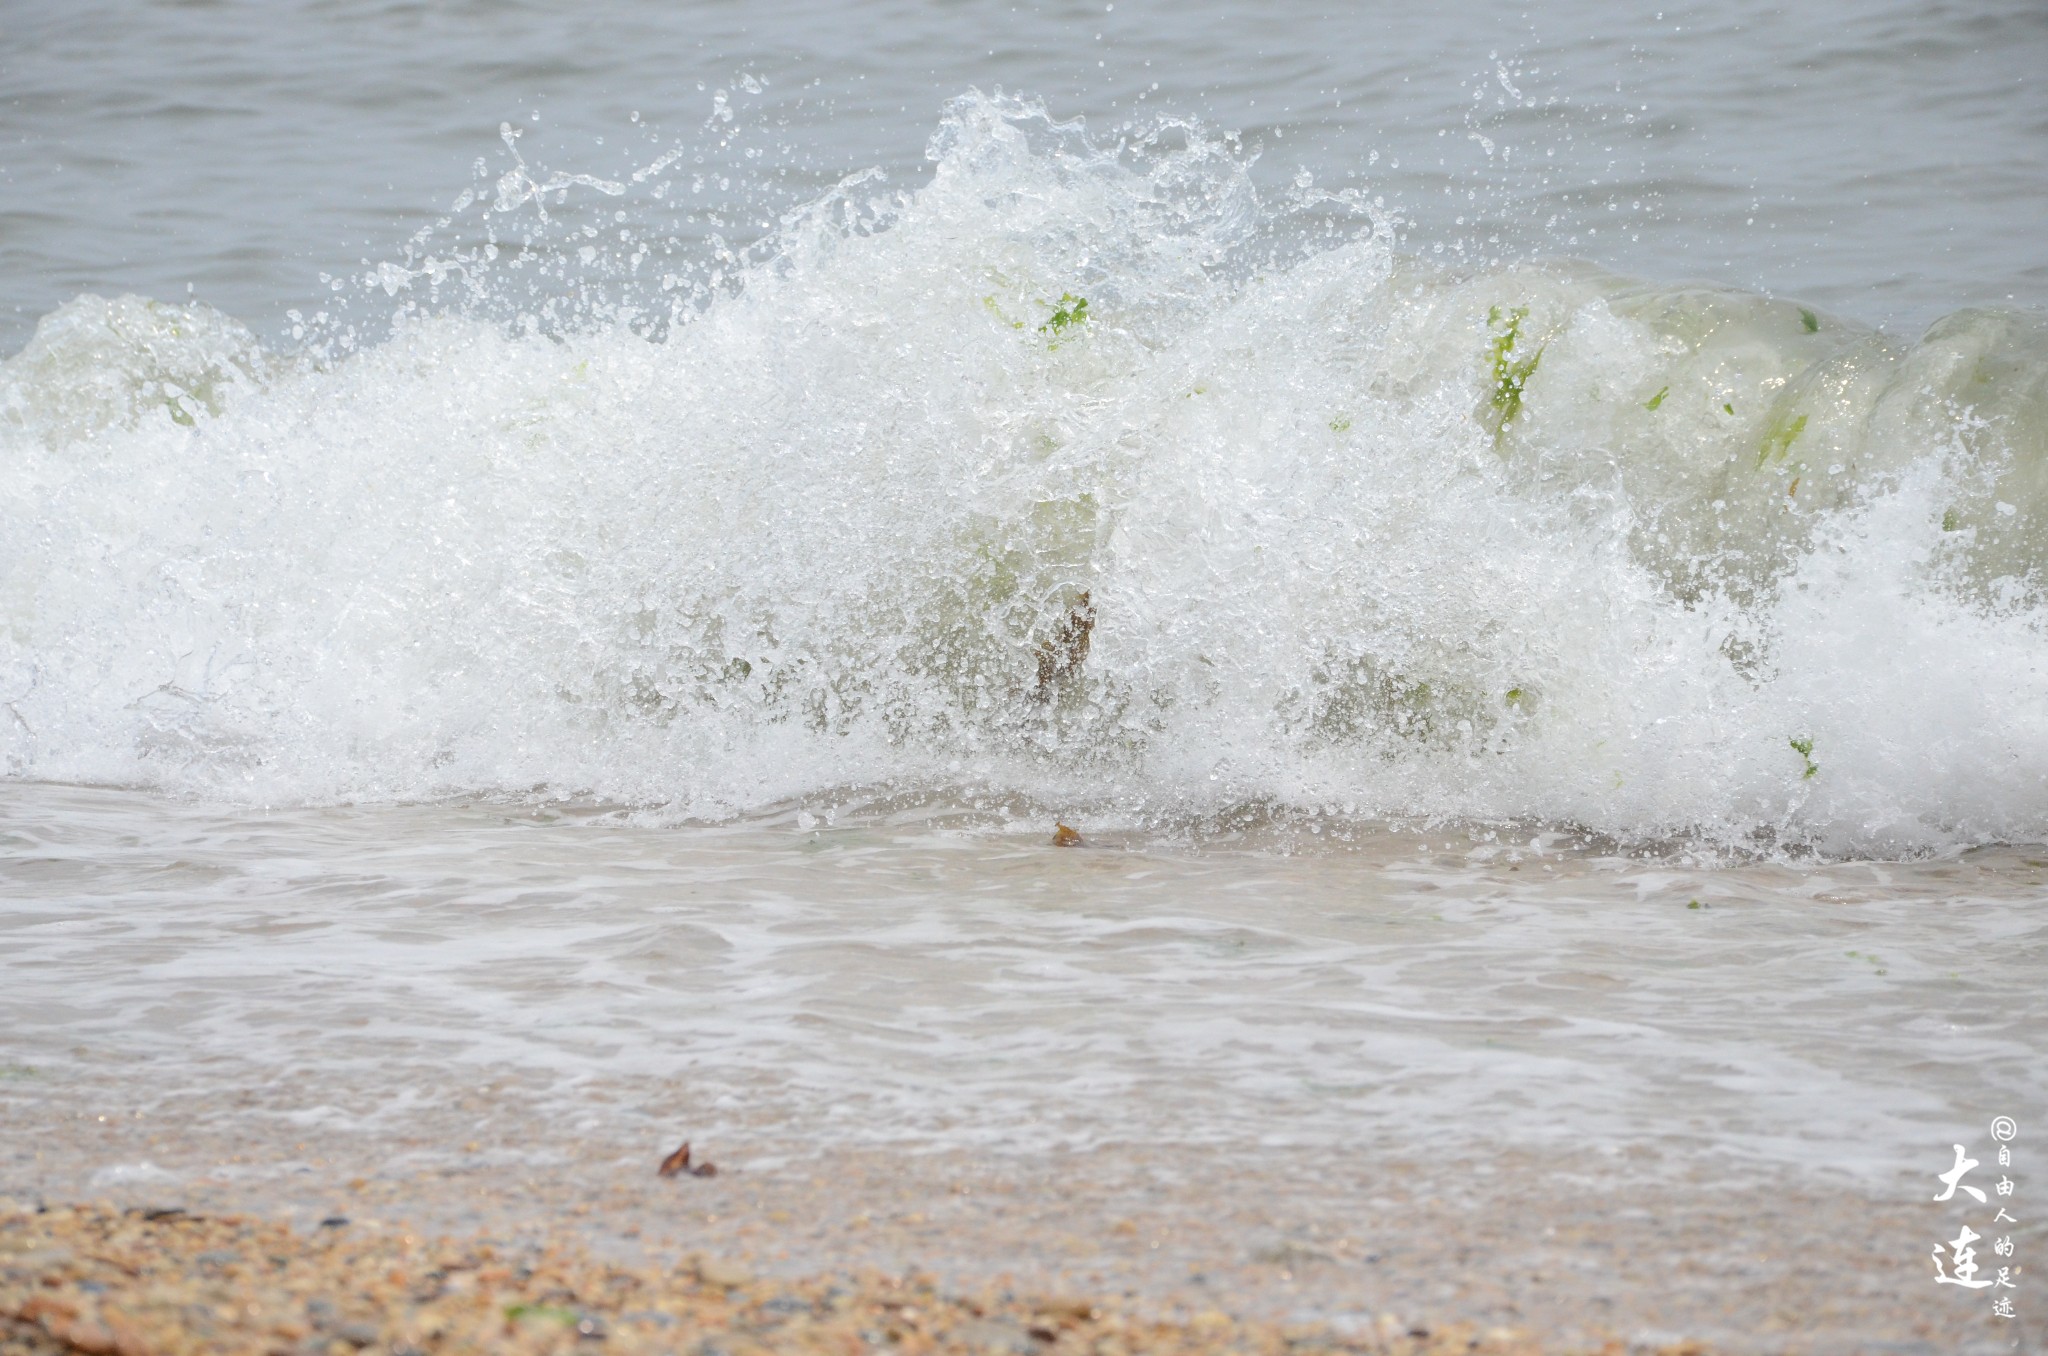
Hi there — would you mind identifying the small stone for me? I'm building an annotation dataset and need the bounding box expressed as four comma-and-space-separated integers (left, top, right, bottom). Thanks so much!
55, 1317, 117, 1354
694, 1257, 752, 1288
1250, 1240, 1337, 1266
3, 1246, 75, 1272
953, 1317, 1037, 1355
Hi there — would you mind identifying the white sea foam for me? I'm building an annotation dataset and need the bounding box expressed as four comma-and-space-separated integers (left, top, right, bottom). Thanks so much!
5, 784, 2038, 1179
87, 1161, 180, 1188
4, 93, 2047, 855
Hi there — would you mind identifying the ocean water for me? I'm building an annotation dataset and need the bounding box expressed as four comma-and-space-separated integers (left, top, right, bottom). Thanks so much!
3, 0, 2046, 1205
4, 782, 2043, 1190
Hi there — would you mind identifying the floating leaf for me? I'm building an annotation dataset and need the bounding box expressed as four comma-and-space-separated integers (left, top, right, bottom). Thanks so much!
1644, 385, 1668, 411
1800, 308, 1820, 333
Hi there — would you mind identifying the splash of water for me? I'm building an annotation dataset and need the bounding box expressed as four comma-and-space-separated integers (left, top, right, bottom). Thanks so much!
4, 92, 2047, 855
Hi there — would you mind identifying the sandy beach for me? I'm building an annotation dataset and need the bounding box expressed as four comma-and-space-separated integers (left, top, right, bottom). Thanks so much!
2, 1068, 2011, 1356
0, 1200, 1585, 1356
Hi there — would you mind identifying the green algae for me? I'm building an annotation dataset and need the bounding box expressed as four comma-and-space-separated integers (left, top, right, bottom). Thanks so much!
982, 295, 1025, 330
1485, 305, 1544, 438
1789, 736, 1818, 779
1756, 411, 1809, 469
1039, 293, 1090, 343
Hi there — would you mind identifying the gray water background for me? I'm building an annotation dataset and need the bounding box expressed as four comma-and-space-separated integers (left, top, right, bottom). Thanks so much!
3, 0, 2044, 353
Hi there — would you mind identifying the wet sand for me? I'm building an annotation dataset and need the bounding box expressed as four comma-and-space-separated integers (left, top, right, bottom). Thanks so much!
0, 1075, 2017, 1356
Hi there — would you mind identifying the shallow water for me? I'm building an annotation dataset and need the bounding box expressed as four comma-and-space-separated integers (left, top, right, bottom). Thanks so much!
4, 783, 2041, 1191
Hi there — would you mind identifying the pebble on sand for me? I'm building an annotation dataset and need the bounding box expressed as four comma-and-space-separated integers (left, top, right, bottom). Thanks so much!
0, 1202, 1708, 1356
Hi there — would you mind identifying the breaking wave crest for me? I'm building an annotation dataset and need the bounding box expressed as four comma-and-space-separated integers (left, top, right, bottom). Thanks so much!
5, 92, 2048, 855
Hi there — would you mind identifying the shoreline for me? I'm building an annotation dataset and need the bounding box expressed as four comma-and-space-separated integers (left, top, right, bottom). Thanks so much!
0, 1084, 1995, 1356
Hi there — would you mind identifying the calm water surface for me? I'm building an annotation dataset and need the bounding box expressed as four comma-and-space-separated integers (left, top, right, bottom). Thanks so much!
4, 0, 2044, 345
